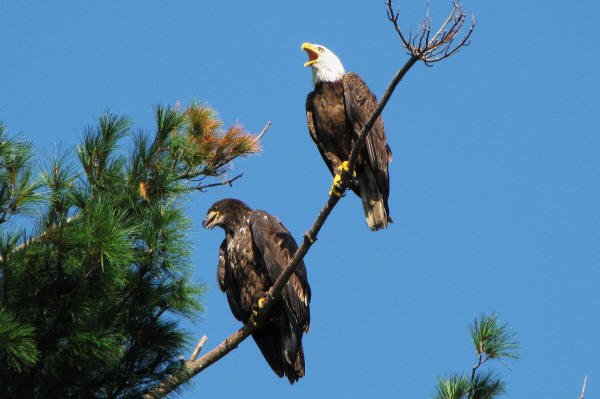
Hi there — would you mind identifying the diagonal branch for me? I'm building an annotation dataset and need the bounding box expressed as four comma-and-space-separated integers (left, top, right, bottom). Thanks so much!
143, 50, 420, 399
145, 3, 474, 397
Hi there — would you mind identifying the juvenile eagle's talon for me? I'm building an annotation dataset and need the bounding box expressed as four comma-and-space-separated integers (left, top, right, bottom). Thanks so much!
258, 297, 267, 308
249, 309, 258, 326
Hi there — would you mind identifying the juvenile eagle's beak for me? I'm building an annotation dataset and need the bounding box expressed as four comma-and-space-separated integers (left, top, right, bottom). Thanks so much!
301, 42, 319, 67
203, 211, 219, 229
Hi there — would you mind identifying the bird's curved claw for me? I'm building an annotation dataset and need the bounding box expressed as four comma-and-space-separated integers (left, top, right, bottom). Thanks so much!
258, 297, 267, 308
249, 296, 268, 326
329, 161, 355, 197
339, 161, 356, 177
329, 174, 343, 197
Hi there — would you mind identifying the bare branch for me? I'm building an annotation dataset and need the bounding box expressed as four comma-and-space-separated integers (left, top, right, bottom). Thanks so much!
145, 2, 475, 397
386, 0, 476, 65
194, 173, 244, 192
386, 2, 411, 50
579, 375, 588, 399
252, 121, 271, 145
144, 50, 421, 399
189, 335, 208, 363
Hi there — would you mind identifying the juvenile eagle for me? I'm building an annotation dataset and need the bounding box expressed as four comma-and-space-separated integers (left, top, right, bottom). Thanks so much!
302, 42, 392, 230
203, 198, 311, 384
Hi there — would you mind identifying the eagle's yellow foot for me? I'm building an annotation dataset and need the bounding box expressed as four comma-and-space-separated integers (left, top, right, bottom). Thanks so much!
249, 297, 267, 326
250, 309, 258, 326
258, 297, 267, 308
329, 174, 343, 197
338, 160, 356, 177
329, 161, 357, 197
339, 160, 350, 173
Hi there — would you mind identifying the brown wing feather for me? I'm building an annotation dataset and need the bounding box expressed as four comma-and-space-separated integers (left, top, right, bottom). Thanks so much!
306, 91, 336, 176
342, 72, 392, 202
249, 210, 311, 333
217, 240, 227, 292
217, 239, 244, 322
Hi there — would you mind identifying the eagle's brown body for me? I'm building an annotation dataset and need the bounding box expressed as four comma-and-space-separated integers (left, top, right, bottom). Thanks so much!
205, 199, 311, 384
306, 72, 392, 230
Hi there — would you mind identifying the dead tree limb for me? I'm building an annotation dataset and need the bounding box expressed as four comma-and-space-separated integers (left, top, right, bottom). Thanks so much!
579, 375, 588, 399
144, 3, 475, 397
194, 173, 244, 192
253, 121, 271, 145
386, 0, 476, 65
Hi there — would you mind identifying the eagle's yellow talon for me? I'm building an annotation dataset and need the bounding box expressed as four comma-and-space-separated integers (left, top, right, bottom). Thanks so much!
250, 308, 259, 326
258, 297, 267, 308
329, 174, 343, 197
337, 160, 356, 177
329, 187, 342, 197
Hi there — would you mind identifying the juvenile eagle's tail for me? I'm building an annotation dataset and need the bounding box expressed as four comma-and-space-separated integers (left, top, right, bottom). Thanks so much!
358, 167, 390, 231
252, 304, 306, 384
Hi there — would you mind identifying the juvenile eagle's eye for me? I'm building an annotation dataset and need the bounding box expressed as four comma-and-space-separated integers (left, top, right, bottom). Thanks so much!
318, 47, 324, 53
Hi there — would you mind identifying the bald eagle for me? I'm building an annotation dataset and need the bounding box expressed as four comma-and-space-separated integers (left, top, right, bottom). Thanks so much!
203, 198, 311, 384
302, 42, 392, 231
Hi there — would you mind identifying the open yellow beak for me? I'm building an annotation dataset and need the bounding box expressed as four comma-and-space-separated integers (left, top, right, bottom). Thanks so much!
301, 42, 319, 67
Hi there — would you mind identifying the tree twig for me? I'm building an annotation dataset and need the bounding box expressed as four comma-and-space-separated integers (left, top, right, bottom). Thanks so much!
194, 173, 244, 192
385, 0, 476, 65
467, 352, 489, 399
579, 375, 588, 399
189, 335, 208, 363
143, 335, 209, 399
253, 121, 271, 144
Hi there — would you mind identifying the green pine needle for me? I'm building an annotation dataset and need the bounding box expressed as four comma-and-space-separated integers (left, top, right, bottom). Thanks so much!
0, 105, 256, 396
470, 313, 520, 360
471, 371, 506, 399
0, 311, 39, 373
435, 373, 471, 399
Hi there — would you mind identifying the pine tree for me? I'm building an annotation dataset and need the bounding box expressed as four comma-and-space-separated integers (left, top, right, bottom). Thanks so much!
0, 104, 260, 399
434, 314, 520, 399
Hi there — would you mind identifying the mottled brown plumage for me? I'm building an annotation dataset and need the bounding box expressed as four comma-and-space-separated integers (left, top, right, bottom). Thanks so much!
303, 43, 392, 230
204, 198, 311, 384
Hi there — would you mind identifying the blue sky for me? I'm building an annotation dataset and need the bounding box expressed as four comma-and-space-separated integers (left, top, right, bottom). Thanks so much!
1, 1, 598, 398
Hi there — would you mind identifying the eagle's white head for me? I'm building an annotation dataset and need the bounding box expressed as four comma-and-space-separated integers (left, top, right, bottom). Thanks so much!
301, 42, 346, 85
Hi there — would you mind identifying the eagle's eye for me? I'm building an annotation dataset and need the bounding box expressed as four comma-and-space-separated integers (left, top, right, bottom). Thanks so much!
318, 47, 324, 53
